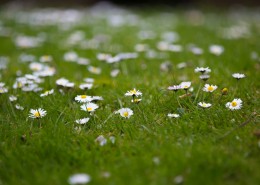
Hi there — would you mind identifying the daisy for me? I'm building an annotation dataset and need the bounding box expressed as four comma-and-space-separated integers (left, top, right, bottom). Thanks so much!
232, 73, 246, 80
75, 118, 90, 125
80, 103, 99, 112
40, 89, 54, 97
179, 81, 191, 90
226, 98, 243, 110
68, 173, 91, 185
199, 74, 210, 81
209, 45, 224, 56
131, 98, 142, 104
115, 108, 134, 119
75, 95, 93, 103
198, 102, 212, 108
167, 113, 180, 118
203, 84, 218, 92
28, 108, 47, 119
79, 83, 93, 90
110, 69, 120, 77
0, 85, 8, 93
64, 51, 78, 62
95, 135, 107, 146
168, 85, 181, 92
88, 66, 101, 75
29, 62, 44, 72
91, 96, 103, 101
9, 95, 18, 102
195, 67, 211, 74
83, 78, 94, 83
40, 55, 53, 63
15, 104, 24, 110
125, 88, 142, 97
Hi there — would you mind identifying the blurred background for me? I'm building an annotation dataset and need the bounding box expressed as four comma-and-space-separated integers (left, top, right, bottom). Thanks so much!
0, 0, 259, 7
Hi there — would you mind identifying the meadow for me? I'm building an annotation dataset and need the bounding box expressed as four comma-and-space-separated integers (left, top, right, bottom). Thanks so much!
0, 4, 260, 185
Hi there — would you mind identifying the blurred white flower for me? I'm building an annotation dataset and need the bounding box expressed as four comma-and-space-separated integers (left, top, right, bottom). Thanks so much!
68, 173, 91, 185
209, 45, 224, 56
167, 113, 180, 118
198, 102, 212, 108
75, 118, 90, 125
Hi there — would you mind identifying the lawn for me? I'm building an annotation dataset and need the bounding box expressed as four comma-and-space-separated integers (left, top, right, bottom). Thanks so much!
0, 4, 260, 185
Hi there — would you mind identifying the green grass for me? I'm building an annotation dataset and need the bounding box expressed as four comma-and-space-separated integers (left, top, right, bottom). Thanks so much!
0, 6, 260, 185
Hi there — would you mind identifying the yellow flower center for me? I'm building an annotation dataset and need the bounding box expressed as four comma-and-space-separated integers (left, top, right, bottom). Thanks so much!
18, 82, 23, 88
231, 101, 237, 107
184, 85, 188, 89
130, 90, 137, 94
81, 95, 87, 99
87, 107, 92, 111
202, 103, 207, 107
207, 86, 214, 91
34, 111, 40, 118
123, 111, 129, 117
0, 89, 3, 93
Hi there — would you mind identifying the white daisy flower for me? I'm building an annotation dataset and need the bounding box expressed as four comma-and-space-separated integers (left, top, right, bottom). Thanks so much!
195, 67, 211, 74
91, 96, 103, 101
95, 135, 107, 146
198, 102, 212, 108
209, 45, 224, 56
115, 108, 134, 119
40, 89, 54, 97
77, 57, 90, 65
9, 95, 18, 102
0, 85, 8, 93
168, 85, 181, 91
167, 113, 180, 118
125, 88, 142, 97
226, 98, 243, 110
83, 78, 94, 83
15, 104, 24, 110
28, 108, 47, 119
80, 103, 99, 112
179, 81, 191, 90
68, 173, 91, 185
199, 74, 210, 81
110, 69, 120, 77
88, 66, 101, 75
75, 95, 93, 103
75, 118, 90, 125
203, 84, 218, 92
131, 98, 142, 104
232, 73, 246, 80
79, 83, 93, 90
64, 51, 78, 62
177, 62, 187, 69
40, 55, 52, 63
29, 62, 44, 72
56, 78, 75, 88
